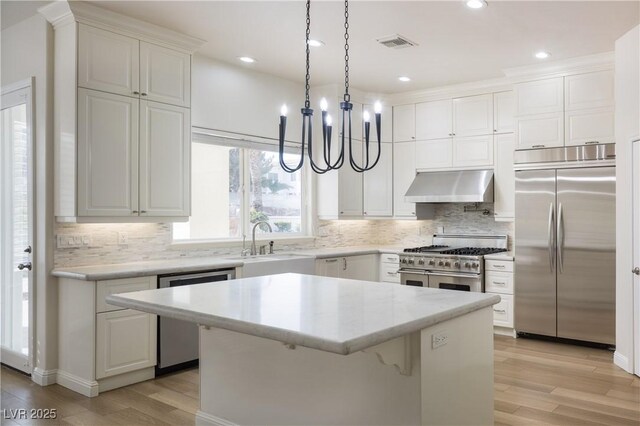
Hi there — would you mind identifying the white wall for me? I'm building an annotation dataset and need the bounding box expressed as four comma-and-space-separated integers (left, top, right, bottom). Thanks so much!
614, 25, 640, 374
1, 14, 56, 382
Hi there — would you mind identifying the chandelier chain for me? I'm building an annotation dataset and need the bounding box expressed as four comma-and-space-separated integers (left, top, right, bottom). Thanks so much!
343, 0, 349, 100
304, 0, 311, 108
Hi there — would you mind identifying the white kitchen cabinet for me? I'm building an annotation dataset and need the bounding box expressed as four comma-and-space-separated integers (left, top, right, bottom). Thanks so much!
338, 101, 363, 142
416, 138, 453, 170
78, 24, 139, 98
516, 112, 564, 149
484, 259, 515, 333
338, 141, 364, 217
453, 94, 494, 137
96, 309, 157, 379
364, 102, 393, 143
515, 77, 564, 115
363, 143, 393, 217
77, 89, 139, 217
379, 253, 400, 284
140, 42, 191, 107
493, 134, 515, 221
139, 101, 191, 216
565, 70, 614, 111
58, 275, 157, 396
393, 104, 415, 142
315, 254, 378, 282
416, 99, 452, 140
453, 135, 494, 168
565, 107, 615, 146
492, 294, 514, 329
393, 141, 416, 218
493, 91, 515, 134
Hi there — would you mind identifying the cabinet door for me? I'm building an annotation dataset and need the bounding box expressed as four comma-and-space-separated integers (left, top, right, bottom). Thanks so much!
453, 135, 493, 167
416, 138, 452, 169
77, 89, 139, 217
96, 276, 156, 314
393, 104, 415, 142
492, 294, 514, 328
565, 107, 615, 146
393, 141, 416, 217
96, 309, 157, 379
338, 141, 363, 217
453, 94, 493, 137
315, 258, 342, 278
344, 254, 378, 281
339, 101, 363, 142
364, 103, 393, 143
78, 24, 139, 97
363, 143, 393, 217
493, 134, 515, 221
493, 91, 515, 134
139, 101, 191, 217
140, 42, 191, 107
416, 99, 452, 140
516, 112, 564, 149
565, 70, 614, 111
515, 77, 564, 115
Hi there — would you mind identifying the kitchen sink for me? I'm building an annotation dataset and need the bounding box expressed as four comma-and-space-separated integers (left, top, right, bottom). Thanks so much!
224, 253, 316, 277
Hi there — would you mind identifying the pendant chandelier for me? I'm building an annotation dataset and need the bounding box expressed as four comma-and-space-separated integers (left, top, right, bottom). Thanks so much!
278, 0, 382, 174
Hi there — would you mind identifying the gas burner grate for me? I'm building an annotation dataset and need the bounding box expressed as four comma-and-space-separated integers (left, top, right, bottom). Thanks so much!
438, 247, 507, 256
403, 245, 449, 253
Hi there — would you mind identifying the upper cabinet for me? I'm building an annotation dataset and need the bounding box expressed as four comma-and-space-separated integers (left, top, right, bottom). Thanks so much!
416, 99, 453, 140
364, 102, 393, 143
42, 2, 203, 222
493, 91, 515, 134
453, 94, 494, 137
393, 104, 415, 142
515, 71, 614, 149
363, 143, 393, 217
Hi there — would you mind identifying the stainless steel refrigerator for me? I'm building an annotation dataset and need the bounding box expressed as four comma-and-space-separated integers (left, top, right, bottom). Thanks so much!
514, 144, 616, 345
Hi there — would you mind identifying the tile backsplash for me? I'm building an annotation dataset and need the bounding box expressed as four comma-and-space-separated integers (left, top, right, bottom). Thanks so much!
54, 203, 513, 268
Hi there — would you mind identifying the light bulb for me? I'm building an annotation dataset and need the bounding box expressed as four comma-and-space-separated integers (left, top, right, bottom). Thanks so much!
535, 51, 551, 59
326, 115, 332, 126
320, 98, 328, 111
374, 101, 382, 114
363, 111, 371, 123
280, 104, 288, 116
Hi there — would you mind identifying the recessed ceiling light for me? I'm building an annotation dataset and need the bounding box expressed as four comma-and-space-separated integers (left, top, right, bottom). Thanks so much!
534, 51, 551, 59
398, 76, 411, 82
308, 39, 325, 47
238, 56, 256, 63
466, 0, 488, 9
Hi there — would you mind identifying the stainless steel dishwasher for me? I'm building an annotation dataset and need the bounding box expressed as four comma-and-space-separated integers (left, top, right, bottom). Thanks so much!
156, 268, 236, 374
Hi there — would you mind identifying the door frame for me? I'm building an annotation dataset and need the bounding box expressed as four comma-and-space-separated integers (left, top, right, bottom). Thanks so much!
633, 139, 640, 376
1, 78, 36, 374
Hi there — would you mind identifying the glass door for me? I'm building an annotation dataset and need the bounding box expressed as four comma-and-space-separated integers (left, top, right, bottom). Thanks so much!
1, 83, 34, 374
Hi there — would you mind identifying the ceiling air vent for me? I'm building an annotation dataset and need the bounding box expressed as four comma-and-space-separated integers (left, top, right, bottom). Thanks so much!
376, 34, 418, 49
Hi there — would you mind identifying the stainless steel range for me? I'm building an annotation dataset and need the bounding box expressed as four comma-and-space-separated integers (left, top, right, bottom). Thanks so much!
398, 234, 508, 292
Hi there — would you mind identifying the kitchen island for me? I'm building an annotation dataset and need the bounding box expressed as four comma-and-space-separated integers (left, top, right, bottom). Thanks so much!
107, 273, 500, 426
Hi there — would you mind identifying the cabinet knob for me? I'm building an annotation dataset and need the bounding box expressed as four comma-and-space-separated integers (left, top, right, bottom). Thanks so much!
411, 136, 415, 139
140, 210, 147, 214
133, 91, 140, 95
132, 210, 138, 214
141, 93, 148, 96
494, 129, 497, 132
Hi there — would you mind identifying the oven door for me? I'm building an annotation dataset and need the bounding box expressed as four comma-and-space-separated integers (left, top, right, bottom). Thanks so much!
427, 272, 483, 292
399, 269, 429, 287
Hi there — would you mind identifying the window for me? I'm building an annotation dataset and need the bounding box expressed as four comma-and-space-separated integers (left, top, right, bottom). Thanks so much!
173, 136, 308, 242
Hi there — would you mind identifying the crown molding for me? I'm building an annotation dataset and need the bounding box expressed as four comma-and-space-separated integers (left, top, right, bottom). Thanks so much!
40, 1, 206, 53
389, 76, 513, 106
503, 51, 614, 82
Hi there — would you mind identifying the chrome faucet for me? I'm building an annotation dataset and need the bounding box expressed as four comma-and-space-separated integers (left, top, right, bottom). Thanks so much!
250, 221, 272, 255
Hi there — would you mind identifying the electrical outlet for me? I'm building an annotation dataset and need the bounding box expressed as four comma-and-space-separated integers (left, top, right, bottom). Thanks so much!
117, 232, 128, 245
82, 235, 91, 246
432, 331, 448, 349
437, 226, 445, 234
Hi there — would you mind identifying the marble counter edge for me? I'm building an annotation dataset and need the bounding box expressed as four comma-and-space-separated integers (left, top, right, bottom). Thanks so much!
106, 292, 500, 356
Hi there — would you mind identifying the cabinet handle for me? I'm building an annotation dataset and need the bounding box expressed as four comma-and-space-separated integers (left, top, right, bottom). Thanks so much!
585, 141, 600, 145
493, 264, 505, 269
141, 93, 148, 96
132, 210, 138, 214
492, 281, 507, 286
325, 259, 338, 263
494, 309, 506, 314
343, 258, 347, 271
532, 144, 545, 148
133, 91, 140, 95
452, 133, 456, 136
140, 210, 147, 213
386, 271, 396, 276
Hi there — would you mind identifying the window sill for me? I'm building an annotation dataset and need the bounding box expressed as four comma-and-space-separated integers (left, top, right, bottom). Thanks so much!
170, 236, 317, 250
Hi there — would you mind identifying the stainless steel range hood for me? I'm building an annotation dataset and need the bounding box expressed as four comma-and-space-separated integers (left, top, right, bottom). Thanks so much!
405, 170, 494, 203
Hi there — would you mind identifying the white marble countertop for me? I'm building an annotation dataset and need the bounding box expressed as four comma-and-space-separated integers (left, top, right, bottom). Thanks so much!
51, 246, 405, 281
484, 252, 515, 261
106, 273, 500, 355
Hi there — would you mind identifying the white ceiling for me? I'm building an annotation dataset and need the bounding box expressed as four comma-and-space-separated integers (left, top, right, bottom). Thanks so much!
4, 1, 640, 94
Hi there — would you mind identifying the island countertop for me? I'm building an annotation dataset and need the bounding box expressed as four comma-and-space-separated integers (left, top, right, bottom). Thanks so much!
107, 273, 500, 355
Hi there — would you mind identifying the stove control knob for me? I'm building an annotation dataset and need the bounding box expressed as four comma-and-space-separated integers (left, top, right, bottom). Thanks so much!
464, 262, 471, 268
428, 260, 435, 266
444, 261, 451, 267
454, 261, 460, 268
418, 259, 425, 265
408, 259, 415, 265
438, 261, 444, 267
401, 259, 407, 264
471, 262, 479, 269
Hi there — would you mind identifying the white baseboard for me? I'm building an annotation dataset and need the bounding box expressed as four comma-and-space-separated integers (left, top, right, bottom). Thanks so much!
614, 351, 633, 373
195, 411, 237, 426
56, 370, 99, 397
98, 367, 154, 393
32, 368, 58, 386
493, 327, 516, 338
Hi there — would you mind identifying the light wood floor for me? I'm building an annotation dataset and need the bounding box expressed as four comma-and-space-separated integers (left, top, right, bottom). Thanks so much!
1, 335, 639, 425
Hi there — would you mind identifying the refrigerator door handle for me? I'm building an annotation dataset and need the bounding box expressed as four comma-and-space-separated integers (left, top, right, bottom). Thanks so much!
557, 202, 564, 273
548, 202, 555, 272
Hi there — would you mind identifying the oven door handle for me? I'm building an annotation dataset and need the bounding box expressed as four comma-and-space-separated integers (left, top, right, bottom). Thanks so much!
398, 268, 429, 275
424, 271, 482, 279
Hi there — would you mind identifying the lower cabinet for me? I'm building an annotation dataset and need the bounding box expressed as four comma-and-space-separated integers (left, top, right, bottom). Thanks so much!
484, 259, 515, 335
379, 253, 400, 284
315, 254, 378, 281
58, 275, 157, 397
